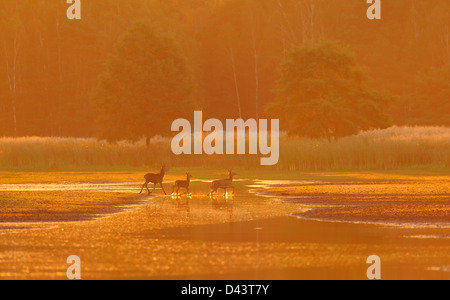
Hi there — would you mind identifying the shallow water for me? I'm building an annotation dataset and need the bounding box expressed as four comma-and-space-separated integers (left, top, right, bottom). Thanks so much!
253, 180, 450, 230
248, 179, 323, 189
1, 178, 449, 230
0, 178, 449, 279
0, 182, 142, 193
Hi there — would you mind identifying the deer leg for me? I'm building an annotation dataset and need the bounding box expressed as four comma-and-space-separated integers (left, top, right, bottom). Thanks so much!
150, 183, 156, 194
145, 183, 151, 194
160, 183, 167, 195
140, 181, 149, 194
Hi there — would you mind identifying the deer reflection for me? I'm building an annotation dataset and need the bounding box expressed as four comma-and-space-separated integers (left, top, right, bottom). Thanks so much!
210, 196, 234, 222
171, 193, 191, 219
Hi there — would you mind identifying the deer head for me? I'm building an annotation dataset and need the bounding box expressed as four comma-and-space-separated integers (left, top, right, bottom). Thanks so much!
228, 170, 237, 178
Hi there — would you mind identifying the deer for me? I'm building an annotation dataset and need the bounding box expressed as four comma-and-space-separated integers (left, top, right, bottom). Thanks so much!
172, 172, 193, 196
139, 165, 168, 195
208, 170, 237, 197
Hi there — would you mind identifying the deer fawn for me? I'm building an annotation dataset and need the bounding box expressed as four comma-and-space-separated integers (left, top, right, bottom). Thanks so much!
172, 173, 193, 196
139, 165, 168, 195
208, 170, 237, 197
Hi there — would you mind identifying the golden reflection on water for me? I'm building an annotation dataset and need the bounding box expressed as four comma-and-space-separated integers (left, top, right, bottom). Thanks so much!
0, 177, 449, 279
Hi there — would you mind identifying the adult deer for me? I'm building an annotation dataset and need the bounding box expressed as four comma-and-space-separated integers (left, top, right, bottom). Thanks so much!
208, 170, 237, 197
139, 165, 168, 195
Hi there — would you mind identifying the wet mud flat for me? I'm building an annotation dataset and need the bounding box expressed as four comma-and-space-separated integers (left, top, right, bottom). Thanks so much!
0, 183, 146, 226
0, 178, 449, 280
255, 180, 450, 228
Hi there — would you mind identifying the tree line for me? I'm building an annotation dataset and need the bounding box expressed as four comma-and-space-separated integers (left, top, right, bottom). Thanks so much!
1, 0, 449, 139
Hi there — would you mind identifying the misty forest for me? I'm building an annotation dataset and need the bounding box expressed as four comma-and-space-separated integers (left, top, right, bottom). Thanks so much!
0, 0, 449, 143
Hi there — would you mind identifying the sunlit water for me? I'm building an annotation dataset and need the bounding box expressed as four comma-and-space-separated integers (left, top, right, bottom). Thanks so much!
0, 179, 449, 279
247, 180, 450, 230
1, 179, 449, 231
0, 182, 143, 193
0, 178, 248, 193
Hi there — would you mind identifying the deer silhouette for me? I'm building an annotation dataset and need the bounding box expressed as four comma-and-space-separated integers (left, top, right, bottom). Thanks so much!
139, 165, 168, 195
208, 170, 237, 197
172, 172, 193, 196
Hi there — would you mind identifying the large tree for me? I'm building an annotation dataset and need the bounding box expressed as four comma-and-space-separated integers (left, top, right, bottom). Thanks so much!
94, 20, 194, 147
266, 41, 392, 140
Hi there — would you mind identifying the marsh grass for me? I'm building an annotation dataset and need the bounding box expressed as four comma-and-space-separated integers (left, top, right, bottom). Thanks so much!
279, 126, 450, 171
0, 126, 449, 171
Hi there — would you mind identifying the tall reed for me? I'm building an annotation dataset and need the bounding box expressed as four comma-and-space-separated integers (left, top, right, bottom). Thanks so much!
1, 126, 449, 171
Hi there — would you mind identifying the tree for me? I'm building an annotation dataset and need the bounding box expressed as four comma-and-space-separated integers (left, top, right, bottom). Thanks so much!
94, 20, 194, 147
266, 41, 392, 140
0, 10, 24, 138
1, 0, 449, 138
196, 0, 283, 121
402, 65, 450, 126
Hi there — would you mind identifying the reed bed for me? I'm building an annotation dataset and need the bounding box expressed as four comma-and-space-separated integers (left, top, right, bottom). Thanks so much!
279, 126, 450, 171
1, 126, 449, 171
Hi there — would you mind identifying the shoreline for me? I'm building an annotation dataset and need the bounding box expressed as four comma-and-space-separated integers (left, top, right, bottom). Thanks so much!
0, 175, 449, 279
252, 180, 450, 231
2, 177, 449, 231
291, 214, 450, 230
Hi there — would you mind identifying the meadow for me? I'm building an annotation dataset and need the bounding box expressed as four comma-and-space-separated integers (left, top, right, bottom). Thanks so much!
1, 126, 450, 172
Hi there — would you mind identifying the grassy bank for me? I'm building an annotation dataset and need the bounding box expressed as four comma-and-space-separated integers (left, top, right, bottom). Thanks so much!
1, 126, 449, 171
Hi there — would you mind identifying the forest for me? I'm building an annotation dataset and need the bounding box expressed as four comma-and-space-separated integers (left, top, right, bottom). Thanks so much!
0, 0, 449, 139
